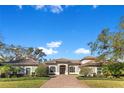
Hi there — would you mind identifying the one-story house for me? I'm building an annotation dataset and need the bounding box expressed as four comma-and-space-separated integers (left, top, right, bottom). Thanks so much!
0, 58, 38, 75
0, 56, 103, 76
46, 56, 103, 76
45, 58, 81, 75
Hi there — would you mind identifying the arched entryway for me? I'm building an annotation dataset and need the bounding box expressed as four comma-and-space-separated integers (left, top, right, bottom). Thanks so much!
60, 65, 66, 74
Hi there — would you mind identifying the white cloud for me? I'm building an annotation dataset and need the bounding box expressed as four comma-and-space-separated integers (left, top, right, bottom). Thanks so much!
37, 41, 62, 55
74, 48, 90, 54
93, 5, 98, 9
17, 5, 98, 13
47, 41, 62, 48
17, 5, 64, 14
34, 5, 63, 14
38, 47, 58, 55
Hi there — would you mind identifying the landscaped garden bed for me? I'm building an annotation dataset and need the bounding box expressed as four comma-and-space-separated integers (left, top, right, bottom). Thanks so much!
77, 76, 124, 81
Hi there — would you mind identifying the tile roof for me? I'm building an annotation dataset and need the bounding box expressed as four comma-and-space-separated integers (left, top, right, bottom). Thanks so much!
1, 58, 39, 66
45, 58, 81, 65
81, 60, 103, 67
81, 56, 96, 60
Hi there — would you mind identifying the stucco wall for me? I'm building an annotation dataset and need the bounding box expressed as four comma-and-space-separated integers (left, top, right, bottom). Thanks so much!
47, 64, 101, 76
48, 64, 80, 75
48, 65, 58, 75
23, 66, 37, 75
13, 66, 37, 75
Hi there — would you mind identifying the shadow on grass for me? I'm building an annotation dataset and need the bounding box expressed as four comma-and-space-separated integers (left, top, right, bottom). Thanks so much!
0, 77, 50, 82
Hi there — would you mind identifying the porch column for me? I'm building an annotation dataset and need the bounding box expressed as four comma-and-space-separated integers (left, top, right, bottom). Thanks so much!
56, 64, 60, 75
65, 64, 68, 75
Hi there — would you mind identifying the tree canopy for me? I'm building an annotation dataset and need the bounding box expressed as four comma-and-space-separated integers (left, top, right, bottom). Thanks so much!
0, 37, 46, 62
88, 18, 124, 62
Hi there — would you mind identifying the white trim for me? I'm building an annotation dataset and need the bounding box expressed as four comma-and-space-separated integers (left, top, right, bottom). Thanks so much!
48, 65, 57, 75
69, 65, 80, 74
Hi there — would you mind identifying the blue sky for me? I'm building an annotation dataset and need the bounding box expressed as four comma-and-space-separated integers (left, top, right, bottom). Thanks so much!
0, 5, 124, 59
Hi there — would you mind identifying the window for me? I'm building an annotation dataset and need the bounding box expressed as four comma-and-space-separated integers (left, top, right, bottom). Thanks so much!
69, 66, 75, 73
97, 67, 102, 74
97, 67, 102, 70
50, 66, 56, 73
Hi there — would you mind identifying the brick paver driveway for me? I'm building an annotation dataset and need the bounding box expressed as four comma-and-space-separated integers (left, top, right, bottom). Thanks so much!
41, 75, 89, 88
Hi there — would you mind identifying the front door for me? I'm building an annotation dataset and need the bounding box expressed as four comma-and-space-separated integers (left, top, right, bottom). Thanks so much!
60, 65, 66, 74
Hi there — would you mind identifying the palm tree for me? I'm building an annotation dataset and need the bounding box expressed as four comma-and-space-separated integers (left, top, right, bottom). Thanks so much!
0, 65, 11, 77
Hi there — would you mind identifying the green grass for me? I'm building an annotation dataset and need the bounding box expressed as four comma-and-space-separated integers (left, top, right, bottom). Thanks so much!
80, 80, 124, 88
77, 76, 124, 88
0, 77, 50, 88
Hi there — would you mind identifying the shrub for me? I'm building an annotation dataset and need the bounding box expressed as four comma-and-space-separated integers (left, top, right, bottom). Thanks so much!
109, 62, 124, 78
102, 65, 111, 77
35, 64, 48, 77
12, 67, 21, 73
102, 62, 124, 78
80, 67, 92, 77
0, 65, 24, 78
10, 67, 23, 78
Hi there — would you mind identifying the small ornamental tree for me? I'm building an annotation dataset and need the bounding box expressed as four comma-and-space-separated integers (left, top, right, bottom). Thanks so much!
35, 64, 48, 77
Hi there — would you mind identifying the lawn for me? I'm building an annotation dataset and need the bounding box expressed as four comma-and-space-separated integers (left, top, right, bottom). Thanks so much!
78, 76, 124, 88
0, 77, 50, 88
80, 80, 124, 88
